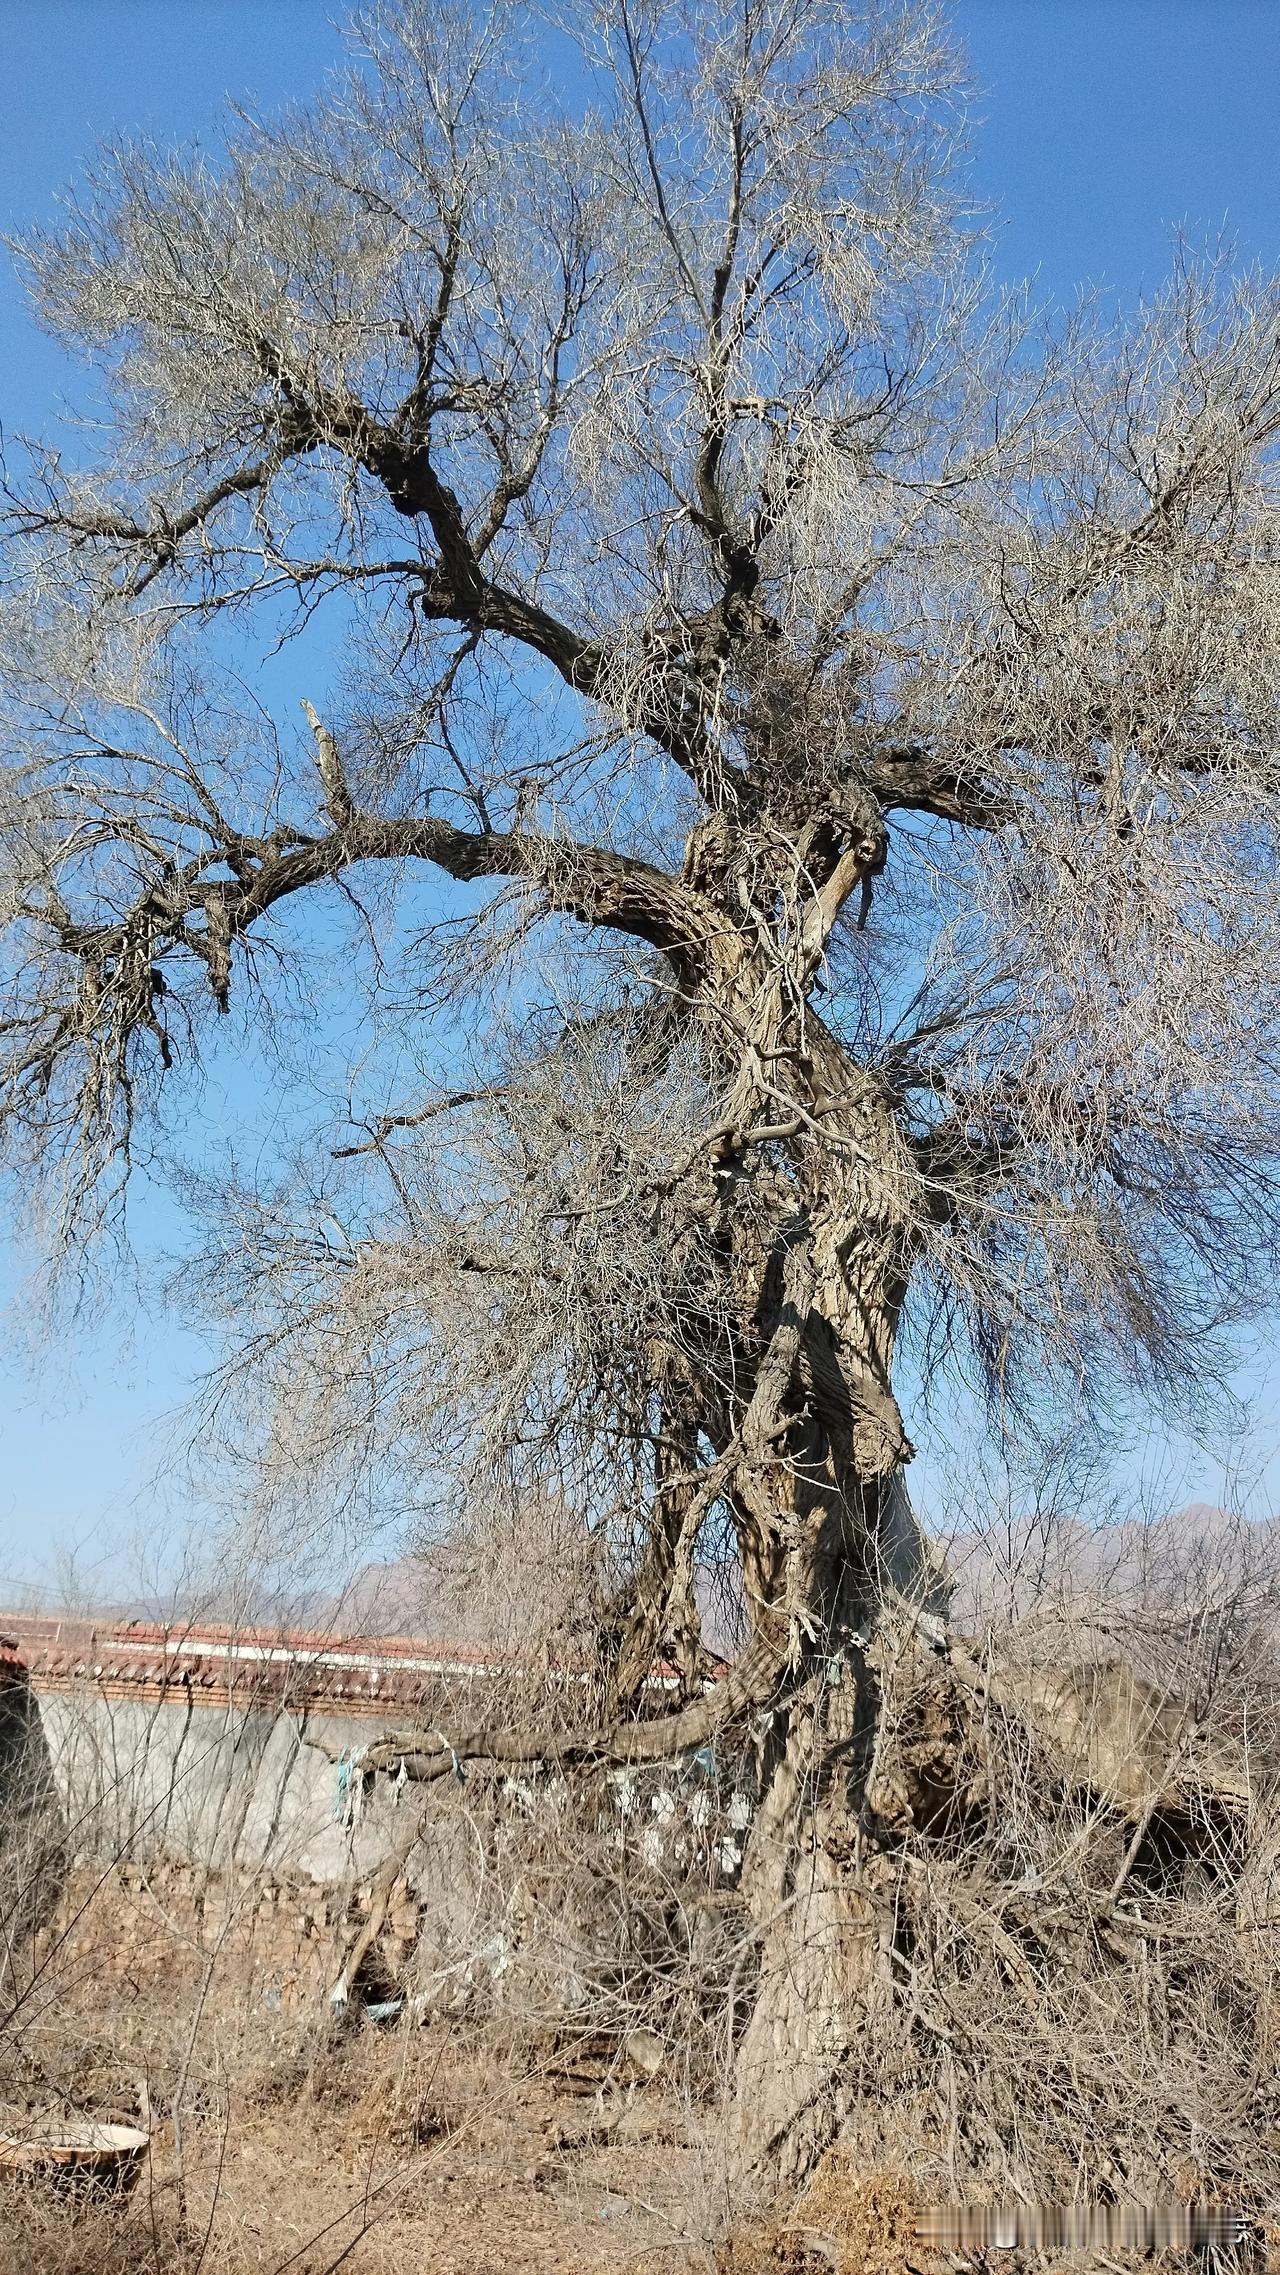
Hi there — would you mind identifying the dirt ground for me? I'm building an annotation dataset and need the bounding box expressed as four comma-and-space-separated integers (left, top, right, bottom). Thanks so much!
5, 2006, 735, 2275
0, 1992, 941, 2275
2, 1865, 735, 2275
4, 1867, 1273, 2275
0, 2118, 943, 2275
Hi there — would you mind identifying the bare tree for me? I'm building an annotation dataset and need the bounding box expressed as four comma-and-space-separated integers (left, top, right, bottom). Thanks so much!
5, 0, 1280, 2189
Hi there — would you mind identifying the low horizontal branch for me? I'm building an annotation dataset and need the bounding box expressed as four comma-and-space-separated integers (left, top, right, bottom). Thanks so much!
305, 1616, 788, 1786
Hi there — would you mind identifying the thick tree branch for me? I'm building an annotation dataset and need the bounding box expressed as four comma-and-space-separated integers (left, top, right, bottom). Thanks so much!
859, 744, 1012, 831
321, 1606, 789, 1787
10, 796, 717, 1106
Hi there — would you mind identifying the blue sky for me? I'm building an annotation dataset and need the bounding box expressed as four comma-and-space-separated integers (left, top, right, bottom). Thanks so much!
3, 0, 1280, 1592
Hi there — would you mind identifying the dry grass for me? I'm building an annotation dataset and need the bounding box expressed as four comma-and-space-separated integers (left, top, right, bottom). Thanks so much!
2, 1888, 731, 2275
5, 2041, 714, 2275
715, 2164, 927, 2275
7, 1838, 1280, 2275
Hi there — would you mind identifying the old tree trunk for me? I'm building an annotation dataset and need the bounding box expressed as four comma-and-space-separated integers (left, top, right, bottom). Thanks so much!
716, 1021, 940, 2185
593, 790, 952, 2186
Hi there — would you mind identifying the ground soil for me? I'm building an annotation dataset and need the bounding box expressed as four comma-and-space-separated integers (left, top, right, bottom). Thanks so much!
4, 1866, 735, 2274
6, 1866, 1274, 2275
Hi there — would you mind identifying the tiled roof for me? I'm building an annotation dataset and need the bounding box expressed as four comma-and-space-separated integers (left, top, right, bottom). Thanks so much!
0, 1613, 605, 1715
0, 1613, 692, 1714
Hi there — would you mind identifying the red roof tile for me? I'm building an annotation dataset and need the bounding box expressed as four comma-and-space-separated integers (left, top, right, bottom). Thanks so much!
0, 1610, 694, 1714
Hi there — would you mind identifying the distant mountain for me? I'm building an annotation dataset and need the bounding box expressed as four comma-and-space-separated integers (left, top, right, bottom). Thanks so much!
6, 1501, 1275, 1653
941, 1501, 1280, 1628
